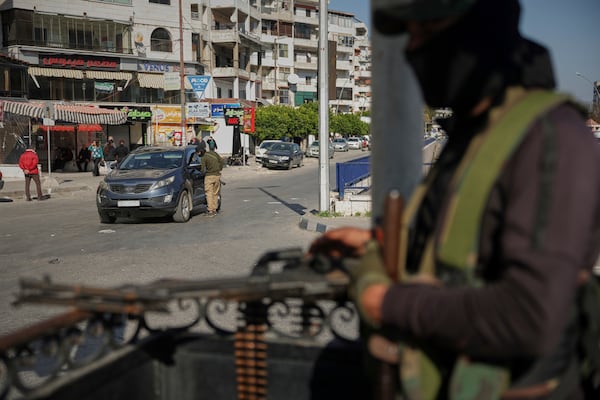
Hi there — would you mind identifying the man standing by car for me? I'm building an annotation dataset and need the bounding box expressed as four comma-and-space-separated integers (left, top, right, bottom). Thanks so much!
198, 140, 224, 217
18, 146, 45, 201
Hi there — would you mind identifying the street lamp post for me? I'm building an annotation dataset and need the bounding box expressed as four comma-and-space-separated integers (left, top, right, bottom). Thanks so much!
576, 72, 600, 101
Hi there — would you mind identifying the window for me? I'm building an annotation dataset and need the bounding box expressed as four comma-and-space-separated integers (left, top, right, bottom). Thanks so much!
151, 28, 172, 52
278, 43, 288, 58
191, 3, 199, 19
192, 33, 200, 62
149, 0, 170, 4
278, 89, 289, 104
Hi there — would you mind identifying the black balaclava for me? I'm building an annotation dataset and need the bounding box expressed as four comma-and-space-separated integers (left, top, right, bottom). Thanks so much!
404, 0, 556, 117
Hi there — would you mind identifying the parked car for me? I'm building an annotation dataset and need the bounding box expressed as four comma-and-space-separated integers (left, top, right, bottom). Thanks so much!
347, 137, 362, 150
0, 170, 3, 191
332, 138, 349, 152
306, 140, 335, 159
262, 142, 304, 169
96, 145, 217, 224
255, 140, 281, 163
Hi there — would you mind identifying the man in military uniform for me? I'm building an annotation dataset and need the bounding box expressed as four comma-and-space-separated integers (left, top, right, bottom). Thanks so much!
198, 139, 224, 217
310, 0, 600, 397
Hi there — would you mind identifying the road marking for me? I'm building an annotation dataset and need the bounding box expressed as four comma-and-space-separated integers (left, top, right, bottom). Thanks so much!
267, 201, 282, 205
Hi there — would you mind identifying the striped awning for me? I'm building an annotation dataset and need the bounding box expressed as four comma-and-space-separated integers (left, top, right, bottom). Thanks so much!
55, 104, 127, 125
29, 67, 84, 79
86, 70, 132, 80
2, 100, 127, 125
138, 73, 192, 89
2, 100, 45, 119
138, 73, 164, 89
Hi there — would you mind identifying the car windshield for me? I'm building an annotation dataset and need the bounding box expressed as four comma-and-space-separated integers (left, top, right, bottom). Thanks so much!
334, 139, 345, 143
270, 143, 293, 152
119, 151, 183, 170
310, 141, 319, 147
259, 142, 277, 150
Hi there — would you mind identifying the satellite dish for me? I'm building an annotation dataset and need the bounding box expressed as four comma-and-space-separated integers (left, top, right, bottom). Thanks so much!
287, 73, 299, 85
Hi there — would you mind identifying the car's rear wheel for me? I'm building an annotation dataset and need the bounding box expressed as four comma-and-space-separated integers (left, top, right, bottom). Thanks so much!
173, 190, 191, 222
99, 210, 116, 224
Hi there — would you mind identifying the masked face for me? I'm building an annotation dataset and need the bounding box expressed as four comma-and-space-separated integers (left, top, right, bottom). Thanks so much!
403, 0, 521, 114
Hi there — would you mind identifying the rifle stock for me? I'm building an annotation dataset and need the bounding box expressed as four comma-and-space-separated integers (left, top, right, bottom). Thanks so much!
373, 190, 404, 400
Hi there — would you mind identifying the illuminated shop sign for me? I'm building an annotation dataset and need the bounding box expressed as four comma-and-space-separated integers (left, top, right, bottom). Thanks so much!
39, 54, 119, 70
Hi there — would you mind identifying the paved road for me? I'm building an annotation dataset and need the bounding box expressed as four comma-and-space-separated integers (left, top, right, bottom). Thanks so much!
0, 150, 371, 335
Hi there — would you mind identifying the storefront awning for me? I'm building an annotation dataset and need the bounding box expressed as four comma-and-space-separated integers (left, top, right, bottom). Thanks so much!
2, 101, 127, 125
29, 67, 84, 79
38, 124, 103, 132
39, 125, 76, 132
138, 73, 193, 89
55, 104, 127, 125
138, 73, 164, 89
2, 100, 45, 119
86, 71, 132, 80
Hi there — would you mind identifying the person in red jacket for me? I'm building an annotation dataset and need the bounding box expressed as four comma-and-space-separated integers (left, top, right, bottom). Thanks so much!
18, 147, 44, 201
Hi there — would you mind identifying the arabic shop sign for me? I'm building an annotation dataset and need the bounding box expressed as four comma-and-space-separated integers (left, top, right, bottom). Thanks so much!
100, 106, 152, 122
224, 107, 244, 126
39, 54, 119, 70
211, 103, 241, 118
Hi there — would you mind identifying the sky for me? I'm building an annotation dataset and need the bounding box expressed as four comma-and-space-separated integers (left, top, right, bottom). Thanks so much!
328, 0, 600, 105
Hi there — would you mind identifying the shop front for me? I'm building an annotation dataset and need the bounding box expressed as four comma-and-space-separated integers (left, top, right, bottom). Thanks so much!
0, 100, 127, 173
151, 105, 214, 146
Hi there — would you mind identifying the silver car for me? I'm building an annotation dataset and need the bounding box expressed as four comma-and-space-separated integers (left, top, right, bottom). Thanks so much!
332, 138, 349, 152
306, 140, 334, 158
347, 137, 362, 150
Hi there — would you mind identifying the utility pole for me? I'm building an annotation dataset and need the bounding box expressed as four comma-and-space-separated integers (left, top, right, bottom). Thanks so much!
179, 0, 186, 145
318, 0, 329, 212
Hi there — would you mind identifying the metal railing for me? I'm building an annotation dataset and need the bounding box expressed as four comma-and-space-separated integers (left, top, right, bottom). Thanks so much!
335, 155, 370, 200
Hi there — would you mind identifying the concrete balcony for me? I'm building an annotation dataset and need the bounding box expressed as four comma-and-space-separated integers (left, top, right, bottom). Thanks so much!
336, 60, 351, 70
212, 67, 252, 80
293, 14, 319, 25
355, 70, 371, 79
260, 8, 293, 22
262, 81, 276, 90
293, 37, 318, 49
296, 83, 317, 93
211, 29, 238, 43
294, 60, 317, 70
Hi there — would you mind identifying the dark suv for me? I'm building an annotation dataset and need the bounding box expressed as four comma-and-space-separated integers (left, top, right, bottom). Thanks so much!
96, 145, 217, 223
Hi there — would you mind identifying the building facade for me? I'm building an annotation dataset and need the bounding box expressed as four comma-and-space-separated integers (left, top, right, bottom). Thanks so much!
0, 0, 371, 166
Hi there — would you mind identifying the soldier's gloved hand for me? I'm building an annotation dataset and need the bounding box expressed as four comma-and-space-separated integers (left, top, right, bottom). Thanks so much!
348, 240, 391, 328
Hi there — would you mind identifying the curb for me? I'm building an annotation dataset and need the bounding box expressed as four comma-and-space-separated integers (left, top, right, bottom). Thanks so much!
298, 216, 330, 233
298, 213, 371, 233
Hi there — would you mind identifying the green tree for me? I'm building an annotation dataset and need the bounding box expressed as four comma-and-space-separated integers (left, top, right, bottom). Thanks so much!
291, 102, 319, 139
254, 105, 294, 141
330, 113, 369, 136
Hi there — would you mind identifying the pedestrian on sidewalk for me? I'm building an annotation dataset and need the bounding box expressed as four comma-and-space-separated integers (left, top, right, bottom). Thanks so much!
114, 139, 129, 163
18, 147, 44, 201
88, 140, 104, 176
76, 144, 91, 172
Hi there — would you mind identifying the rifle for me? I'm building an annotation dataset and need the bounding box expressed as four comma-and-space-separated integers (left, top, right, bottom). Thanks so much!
13, 248, 349, 316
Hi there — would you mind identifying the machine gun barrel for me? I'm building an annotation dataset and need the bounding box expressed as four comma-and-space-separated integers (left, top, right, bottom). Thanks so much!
14, 248, 349, 315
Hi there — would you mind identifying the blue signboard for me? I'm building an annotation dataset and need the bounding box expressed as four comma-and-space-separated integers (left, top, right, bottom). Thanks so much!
211, 104, 225, 117
210, 103, 241, 117
187, 75, 211, 98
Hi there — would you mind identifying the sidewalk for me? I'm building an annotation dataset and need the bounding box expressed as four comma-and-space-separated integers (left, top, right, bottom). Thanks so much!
0, 171, 101, 200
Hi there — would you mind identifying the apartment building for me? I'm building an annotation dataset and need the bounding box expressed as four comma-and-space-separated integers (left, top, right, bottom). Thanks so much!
0, 0, 370, 164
